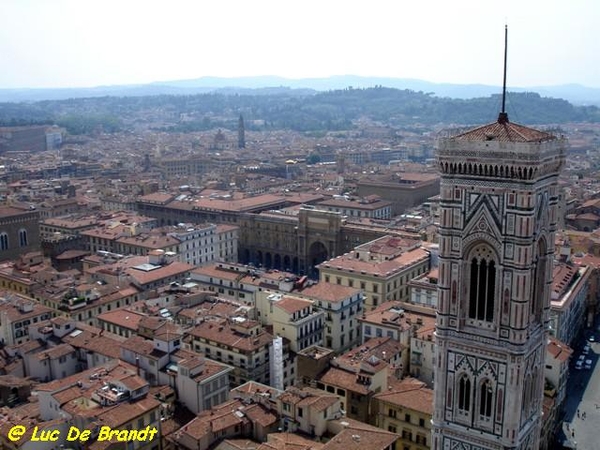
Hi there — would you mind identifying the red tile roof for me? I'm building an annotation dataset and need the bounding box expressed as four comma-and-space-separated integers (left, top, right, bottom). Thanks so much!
453, 120, 556, 143
374, 377, 433, 415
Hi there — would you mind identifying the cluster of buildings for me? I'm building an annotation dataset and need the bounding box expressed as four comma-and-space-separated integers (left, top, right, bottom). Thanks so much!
0, 113, 597, 450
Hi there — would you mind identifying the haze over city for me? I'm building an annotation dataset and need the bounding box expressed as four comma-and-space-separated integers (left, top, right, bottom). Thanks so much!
1, 0, 599, 89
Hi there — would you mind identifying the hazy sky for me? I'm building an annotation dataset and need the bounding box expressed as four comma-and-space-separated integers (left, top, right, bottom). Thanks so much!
1, 0, 598, 89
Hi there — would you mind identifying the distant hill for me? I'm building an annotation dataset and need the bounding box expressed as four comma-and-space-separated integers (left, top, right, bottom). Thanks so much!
1, 86, 598, 135
1, 75, 600, 105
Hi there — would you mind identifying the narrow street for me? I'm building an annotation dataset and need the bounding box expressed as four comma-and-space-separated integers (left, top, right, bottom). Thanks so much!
561, 332, 599, 449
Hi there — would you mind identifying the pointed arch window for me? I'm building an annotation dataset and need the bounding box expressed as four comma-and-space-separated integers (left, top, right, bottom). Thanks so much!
530, 240, 546, 324
480, 380, 493, 418
458, 374, 471, 412
18, 229, 28, 247
468, 256, 496, 322
0, 233, 8, 251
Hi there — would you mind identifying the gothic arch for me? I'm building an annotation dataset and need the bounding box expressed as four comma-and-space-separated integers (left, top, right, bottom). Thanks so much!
308, 241, 328, 277
530, 237, 548, 325
464, 242, 499, 323
478, 378, 494, 420
456, 372, 473, 417
283, 255, 291, 271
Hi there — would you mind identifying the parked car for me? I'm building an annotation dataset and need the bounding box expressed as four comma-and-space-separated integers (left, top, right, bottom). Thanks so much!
588, 335, 596, 342
585, 359, 593, 369
576, 360, 584, 370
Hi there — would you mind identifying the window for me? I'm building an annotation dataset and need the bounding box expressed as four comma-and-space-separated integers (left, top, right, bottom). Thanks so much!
388, 408, 397, 418
458, 374, 471, 412
404, 413, 411, 423
298, 407, 303, 417
18, 229, 28, 247
468, 245, 496, 322
530, 240, 546, 323
480, 380, 493, 418
0, 233, 8, 251
419, 418, 425, 427
388, 425, 397, 433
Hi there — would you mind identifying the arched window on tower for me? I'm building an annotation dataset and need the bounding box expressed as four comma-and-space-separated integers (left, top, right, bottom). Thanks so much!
530, 240, 546, 324
468, 245, 497, 322
479, 379, 493, 419
457, 374, 471, 413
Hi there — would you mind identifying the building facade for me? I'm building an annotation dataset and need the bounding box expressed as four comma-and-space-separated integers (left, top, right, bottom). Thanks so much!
0, 207, 40, 262
432, 114, 566, 449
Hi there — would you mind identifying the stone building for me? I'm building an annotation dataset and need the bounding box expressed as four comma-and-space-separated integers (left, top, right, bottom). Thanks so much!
356, 172, 440, 216
0, 207, 40, 262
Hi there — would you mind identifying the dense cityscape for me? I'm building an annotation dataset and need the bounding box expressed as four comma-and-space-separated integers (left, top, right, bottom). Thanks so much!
0, 78, 600, 450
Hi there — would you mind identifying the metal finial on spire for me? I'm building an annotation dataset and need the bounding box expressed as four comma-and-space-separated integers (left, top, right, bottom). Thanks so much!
498, 24, 509, 124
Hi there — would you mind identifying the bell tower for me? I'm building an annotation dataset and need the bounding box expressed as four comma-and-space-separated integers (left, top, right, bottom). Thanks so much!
432, 27, 566, 449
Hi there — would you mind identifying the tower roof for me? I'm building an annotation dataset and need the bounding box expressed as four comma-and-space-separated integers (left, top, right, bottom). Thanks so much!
452, 120, 556, 143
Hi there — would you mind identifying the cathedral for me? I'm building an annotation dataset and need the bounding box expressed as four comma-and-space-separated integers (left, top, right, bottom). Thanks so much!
432, 93, 567, 447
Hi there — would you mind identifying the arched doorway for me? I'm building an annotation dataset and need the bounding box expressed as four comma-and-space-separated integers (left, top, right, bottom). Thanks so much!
274, 254, 282, 270
308, 241, 328, 278
265, 252, 273, 268
283, 255, 291, 272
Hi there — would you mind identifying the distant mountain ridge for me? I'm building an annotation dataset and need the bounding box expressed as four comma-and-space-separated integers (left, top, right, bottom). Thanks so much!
1, 75, 600, 105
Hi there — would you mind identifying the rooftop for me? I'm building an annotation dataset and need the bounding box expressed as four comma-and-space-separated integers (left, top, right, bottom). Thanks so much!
452, 120, 556, 143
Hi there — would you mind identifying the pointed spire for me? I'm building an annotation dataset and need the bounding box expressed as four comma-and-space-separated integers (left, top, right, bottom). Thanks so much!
498, 24, 509, 124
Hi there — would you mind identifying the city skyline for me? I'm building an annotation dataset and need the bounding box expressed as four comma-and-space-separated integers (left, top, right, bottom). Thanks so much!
1, 0, 599, 89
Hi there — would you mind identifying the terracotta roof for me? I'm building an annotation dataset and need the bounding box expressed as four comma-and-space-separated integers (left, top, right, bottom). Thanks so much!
453, 120, 556, 143
62, 329, 124, 359
374, 377, 433, 415
97, 308, 146, 331
318, 247, 429, 278
120, 336, 165, 359
189, 320, 273, 352
258, 432, 325, 450
230, 380, 282, 399
275, 296, 313, 314
338, 337, 405, 364
318, 367, 370, 395
298, 282, 360, 303
37, 343, 75, 360
242, 403, 278, 427
547, 336, 573, 363
322, 427, 398, 450
360, 301, 436, 331
95, 395, 160, 428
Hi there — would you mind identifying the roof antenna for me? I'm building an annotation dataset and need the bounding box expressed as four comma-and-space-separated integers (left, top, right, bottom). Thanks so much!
498, 24, 509, 124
